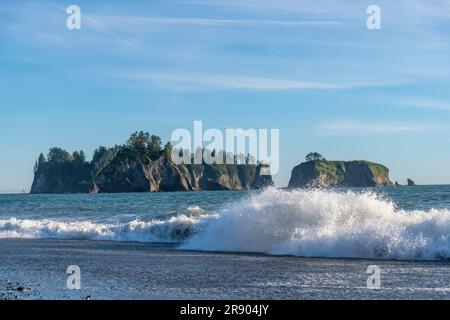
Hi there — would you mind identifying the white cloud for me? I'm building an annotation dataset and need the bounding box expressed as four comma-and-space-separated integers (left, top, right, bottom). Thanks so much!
317, 119, 429, 134
407, 0, 450, 19
394, 98, 450, 111
93, 15, 342, 27
46, 2, 136, 48
191, 0, 450, 21
101, 71, 398, 91
188, 0, 361, 17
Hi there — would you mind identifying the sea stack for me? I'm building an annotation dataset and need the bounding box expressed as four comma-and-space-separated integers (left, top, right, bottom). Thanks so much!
30, 132, 274, 194
288, 153, 393, 188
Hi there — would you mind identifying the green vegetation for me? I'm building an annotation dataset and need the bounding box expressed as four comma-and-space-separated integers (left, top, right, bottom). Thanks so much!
364, 161, 389, 177
32, 148, 91, 193
305, 154, 388, 182
126, 131, 163, 163
314, 160, 389, 184
313, 160, 342, 181
306, 152, 325, 162
31, 131, 272, 193
288, 154, 392, 188
91, 145, 120, 174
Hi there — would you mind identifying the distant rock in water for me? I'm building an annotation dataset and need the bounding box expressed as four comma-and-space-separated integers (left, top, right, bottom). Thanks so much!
288, 159, 393, 188
407, 178, 416, 186
30, 132, 274, 194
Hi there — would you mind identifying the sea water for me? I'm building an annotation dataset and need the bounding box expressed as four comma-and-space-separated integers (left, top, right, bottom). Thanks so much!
1, 185, 450, 261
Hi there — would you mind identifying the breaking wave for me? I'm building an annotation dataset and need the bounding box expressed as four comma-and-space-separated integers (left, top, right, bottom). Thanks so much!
182, 188, 450, 261
2, 188, 450, 260
0, 215, 212, 243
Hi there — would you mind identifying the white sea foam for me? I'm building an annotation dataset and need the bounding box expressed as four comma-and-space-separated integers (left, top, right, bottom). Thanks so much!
186, 205, 208, 215
187, 206, 202, 211
2, 188, 450, 260
0, 215, 211, 243
182, 188, 450, 260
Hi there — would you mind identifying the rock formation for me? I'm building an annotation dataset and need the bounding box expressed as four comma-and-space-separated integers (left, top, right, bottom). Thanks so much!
288, 159, 393, 188
30, 132, 274, 194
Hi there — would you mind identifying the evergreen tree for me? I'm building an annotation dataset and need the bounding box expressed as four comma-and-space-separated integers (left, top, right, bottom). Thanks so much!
148, 135, 162, 160
48, 147, 73, 163
305, 152, 325, 162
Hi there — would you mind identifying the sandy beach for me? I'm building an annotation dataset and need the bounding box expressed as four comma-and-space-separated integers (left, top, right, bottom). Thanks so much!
1, 239, 450, 300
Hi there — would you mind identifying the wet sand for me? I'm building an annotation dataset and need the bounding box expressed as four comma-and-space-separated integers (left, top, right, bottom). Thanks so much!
1, 239, 450, 300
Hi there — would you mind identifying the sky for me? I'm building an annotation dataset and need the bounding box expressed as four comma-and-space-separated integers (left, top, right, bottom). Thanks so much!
1, 0, 450, 192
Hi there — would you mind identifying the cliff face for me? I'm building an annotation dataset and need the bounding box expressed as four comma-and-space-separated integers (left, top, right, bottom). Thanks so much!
31, 145, 274, 194
93, 151, 194, 193
288, 160, 393, 188
181, 163, 274, 191
30, 158, 93, 194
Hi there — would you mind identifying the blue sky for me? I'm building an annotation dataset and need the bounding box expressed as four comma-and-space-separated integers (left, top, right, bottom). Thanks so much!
1, 0, 450, 192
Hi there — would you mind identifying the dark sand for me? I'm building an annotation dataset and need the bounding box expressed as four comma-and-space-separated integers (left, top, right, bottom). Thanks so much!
1, 239, 450, 300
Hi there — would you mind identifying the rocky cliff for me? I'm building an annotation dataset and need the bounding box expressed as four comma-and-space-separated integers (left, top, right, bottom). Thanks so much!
30, 132, 274, 194
288, 159, 393, 188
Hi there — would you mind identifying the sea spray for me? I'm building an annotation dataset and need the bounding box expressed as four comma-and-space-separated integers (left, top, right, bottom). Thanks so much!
182, 188, 450, 260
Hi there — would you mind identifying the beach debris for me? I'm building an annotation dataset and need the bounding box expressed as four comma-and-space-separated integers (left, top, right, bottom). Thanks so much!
6, 282, 32, 293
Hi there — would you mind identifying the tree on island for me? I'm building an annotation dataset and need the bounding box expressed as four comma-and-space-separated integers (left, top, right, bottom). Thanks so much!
305, 152, 325, 162
47, 147, 74, 163
127, 131, 150, 156
73, 150, 86, 164
148, 135, 162, 159
34, 153, 46, 173
92, 145, 120, 174
127, 131, 163, 161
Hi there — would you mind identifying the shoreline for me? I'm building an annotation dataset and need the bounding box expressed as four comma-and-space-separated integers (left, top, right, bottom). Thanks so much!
2, 237, 447, 264
2, 239, 450, 300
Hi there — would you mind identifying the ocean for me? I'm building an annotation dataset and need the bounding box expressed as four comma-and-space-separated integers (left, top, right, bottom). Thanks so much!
1, 186, 450, 299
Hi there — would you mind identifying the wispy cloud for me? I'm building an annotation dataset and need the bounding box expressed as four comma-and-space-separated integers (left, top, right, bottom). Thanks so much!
192, 0, 450, 21
93, 15, 342, 27
407, 0, 450, 20
394, 98, 450, 111
101, 71, 399, 91
46, 2, 135, 47
189, 0, 361, 17
83, 16, 135, 47
317, 119, 429, 134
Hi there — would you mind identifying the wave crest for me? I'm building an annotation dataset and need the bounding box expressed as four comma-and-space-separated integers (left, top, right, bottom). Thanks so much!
0, 215, 211, 243
182, 188, 450, 260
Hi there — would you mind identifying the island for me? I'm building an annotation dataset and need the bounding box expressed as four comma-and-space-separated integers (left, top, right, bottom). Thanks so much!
288, 152, 393, 188
30, 131, 274, 194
